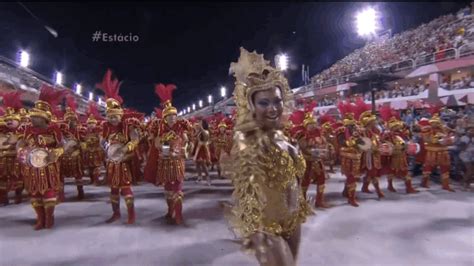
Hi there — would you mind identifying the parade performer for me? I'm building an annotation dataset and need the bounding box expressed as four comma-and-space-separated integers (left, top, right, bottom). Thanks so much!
153, 83, 192, 225
143, 108, 161, 184
0, 92, 24, 205
97, 69, 140, 224
225, 48, 311, 266
124, 109, 145, 185
82, 102, 105, 186
207, 114, 219, 172
336, 100, 363, 207
213, 115, 233, 178
17, 84, 65, 230
421, 106, 455, 192
290, 101, 330, 208
357, 99, 385, 199
379, 106, 419, 194
60, 95, 85, 200
193, 118, 211, 184
319, 113, 338, 173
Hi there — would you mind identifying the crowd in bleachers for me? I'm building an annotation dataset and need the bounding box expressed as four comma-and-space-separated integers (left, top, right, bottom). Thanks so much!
312, 6, 474, 85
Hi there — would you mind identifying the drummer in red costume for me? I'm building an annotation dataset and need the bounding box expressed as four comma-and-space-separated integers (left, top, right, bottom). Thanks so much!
17, 84, 65, 230
97, 69, 140, 224
379, 105, 419, 194
81, 102, 105, 186
291, 101, 331, 208
212, 115, 233, 178
59, 94, 85, 200
0, 92, 25, 205
153, 83, 192, 225
143, 108, 162, 184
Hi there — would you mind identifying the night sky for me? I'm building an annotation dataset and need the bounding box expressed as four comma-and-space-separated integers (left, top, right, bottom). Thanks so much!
0, 2, 470, 113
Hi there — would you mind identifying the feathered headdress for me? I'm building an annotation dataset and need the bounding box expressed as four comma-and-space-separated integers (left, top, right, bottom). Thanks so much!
319, 113, 335, 131
302, 100, 317, 127
354, 97, 374, 126
86, 102, 102, 124
64, 93, 78, 121
96, 69, 123, 117
427, 103, 442, 126
154, 107, 163, 119
379, 104, 403, 130
29, 84, 66, 121
337, 100, 357, 126
0, 91, 23, 121
154, 83, 177, 118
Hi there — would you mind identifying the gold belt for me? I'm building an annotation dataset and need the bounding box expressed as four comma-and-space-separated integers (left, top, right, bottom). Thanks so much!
425, 146, 448, 152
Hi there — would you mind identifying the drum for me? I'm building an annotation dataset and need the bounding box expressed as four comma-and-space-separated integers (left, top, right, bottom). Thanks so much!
107, 143, 126, 163
28, 148, 49, 168
358, 137, 372, 152
406, 142, 420, 156
311, 148, 329, 160
64, 139, 78, 153
161, 144, 171, 158
379, 143, 394, 156
0, 135, 9, 149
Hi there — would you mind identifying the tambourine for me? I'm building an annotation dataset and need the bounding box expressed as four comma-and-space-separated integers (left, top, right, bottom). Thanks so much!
406, 142, 420, 156
64, 139, 78, 153
106, 143, 126, 163
28, 148, 49, 168
378, 143, 394, 156
0, 135, 9, 149
358, 137, 372, 152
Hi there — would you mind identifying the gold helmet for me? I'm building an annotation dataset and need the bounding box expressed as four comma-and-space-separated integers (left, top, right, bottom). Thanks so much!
96, 69, 124, 118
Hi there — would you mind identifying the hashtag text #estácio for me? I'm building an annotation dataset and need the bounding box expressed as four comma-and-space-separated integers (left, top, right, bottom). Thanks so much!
92, 31, 139, 43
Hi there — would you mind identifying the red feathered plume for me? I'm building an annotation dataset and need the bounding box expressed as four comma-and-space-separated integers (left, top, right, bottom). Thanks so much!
319, 113, 335, 125
154, 107, 163, 119
354, 97, 370, 120
304, 100, 317, 114
38, 84, 66, 107
0, 91, 23, 110
378, 104, 393, 123
289, 110, 305, 126
87, 102, 102, 120
52, 106, 64, 120
154, 83, 177, 105
96, 69, 123, 104
427, 103, 441, 116
66, 94, 78, 112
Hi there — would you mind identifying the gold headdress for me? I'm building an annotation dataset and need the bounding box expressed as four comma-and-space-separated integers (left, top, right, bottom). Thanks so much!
96, 69, 124, 118
229, 47, 292, 132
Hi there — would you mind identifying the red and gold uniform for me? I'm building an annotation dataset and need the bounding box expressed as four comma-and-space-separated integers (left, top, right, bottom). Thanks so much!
290, 101, 330, 208
420, 112, 455, 192
59, 96, 85, 200
153, 83, 191, 225
0, 92, 24, 205
18, 84, 65, 230
97, 69, 139, 224
81, 103, 105, 186
319, 114, 338, 173
358, 109, 385, 199
144, 109, 161, 184
336, 101, 363, 207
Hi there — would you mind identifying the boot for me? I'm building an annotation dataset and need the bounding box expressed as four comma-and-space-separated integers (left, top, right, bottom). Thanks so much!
32, 200, 45, 230
404, 177, 419, 194
347, 184, 359, 207
173, 198, 183, 225
342, 184, 348, 198
165, 198, 173, 219
44, 200, 56, 229
361, 181, 373, 194
106, 196, 121, 223
14, 188, 23, 204
302, 186, 309, 201
315, 185, 330, 208
125, 197, 135, 225
57, 186, 65, 203
420, 172, 430, 188
77, 186, 84, 200
387, 176, 397, 192
441, 173, 455, 192
0, 189, 9, 206
372, 178, 385, 199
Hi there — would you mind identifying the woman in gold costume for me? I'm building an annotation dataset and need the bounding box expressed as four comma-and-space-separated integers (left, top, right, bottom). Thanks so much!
225, 48, 312, 266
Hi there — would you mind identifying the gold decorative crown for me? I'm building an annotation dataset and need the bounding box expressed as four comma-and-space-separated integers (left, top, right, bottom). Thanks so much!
429, 114, 442, 126
86, 114, 98, 124
388, 117, 404, 130
343, 113, 355, 126
4, 107, 20, 121
105, 98, 123, 117
29, 100, 52, 121
162, 100, 177, 118
359, 110, 376, 127
229, 47, 292, 132
303, 112, 316, 127
218, 120, 227, 128
64, 107, 78, 121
